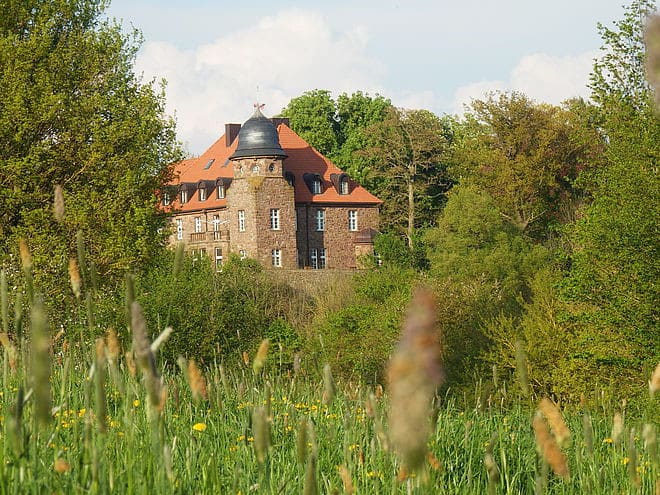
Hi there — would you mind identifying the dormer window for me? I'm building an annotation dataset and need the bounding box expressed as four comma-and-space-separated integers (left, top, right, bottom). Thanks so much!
199, 187, 207, 201
340, 177, 349, 195
180, 189, 188, 204
331, 173, 351, 195
162, 192, 171, 206
303, 173, 323, 195
284, 171, 295, 187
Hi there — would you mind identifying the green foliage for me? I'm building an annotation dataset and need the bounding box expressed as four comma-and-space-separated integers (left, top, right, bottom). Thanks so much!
559, 0, 660, 396
425, 186, 551, 386
0, 0, 182, 309
373, 232, 429, 270
362, 108, 453, 242
132, 253, 304, 365
450, 92, 604, 239
280, 89, 339, 156
308, 266, 416, 382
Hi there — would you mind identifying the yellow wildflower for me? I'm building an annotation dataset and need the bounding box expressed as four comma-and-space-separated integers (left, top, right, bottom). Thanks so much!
192, 423, 207, 432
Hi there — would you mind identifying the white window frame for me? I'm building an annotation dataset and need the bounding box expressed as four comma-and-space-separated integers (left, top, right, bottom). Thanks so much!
239, 249, 247, 260
238, 210, 245, 232
340, 178, 349, 195
212, 215, 220, 231
214, 247, 223, 271
180, 189, 188, 204
194, 217, 203, 233
199, 187, 207, 201
217, 184, 225, 199
310, 248, 327, 269
271, 249, 282, 267
176, 219, 183, 240
348, 210, 358, 231
315, 209, 325, 231
312, 179, 321, 194
163, 192, 171, 206
270, 209, 280, 230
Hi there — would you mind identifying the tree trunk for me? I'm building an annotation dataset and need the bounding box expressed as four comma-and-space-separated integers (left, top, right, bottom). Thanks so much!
407, 177, 414, 249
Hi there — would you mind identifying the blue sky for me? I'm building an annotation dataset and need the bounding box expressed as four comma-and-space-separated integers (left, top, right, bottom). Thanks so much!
106, 0, 630, 154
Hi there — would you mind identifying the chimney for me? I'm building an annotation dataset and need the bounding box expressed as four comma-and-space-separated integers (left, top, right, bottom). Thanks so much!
270, 117, 290, 128
225, 123, 241, 146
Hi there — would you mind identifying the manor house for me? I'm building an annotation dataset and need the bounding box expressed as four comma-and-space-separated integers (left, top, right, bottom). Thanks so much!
163, 106, 381, 270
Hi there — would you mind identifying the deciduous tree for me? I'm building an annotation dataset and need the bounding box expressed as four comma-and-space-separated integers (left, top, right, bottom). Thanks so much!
0, 0, 182, 305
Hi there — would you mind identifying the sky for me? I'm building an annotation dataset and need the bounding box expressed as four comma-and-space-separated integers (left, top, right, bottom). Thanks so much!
105, 0, 629, 155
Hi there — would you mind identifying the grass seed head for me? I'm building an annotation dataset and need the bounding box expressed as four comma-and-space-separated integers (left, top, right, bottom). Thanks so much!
30, 296, 51, 426
322, 363, 336, 405
105, 328, 120, 362
387, 286, 443, 472
645, 15, 660, 109
188, 359, 208, 401
338, 465, 354, 494
68, 258, 82, 299
612, 412, 624, 446
303, 455, 318, 495
54, 458, 70, 474
649, 362, 660, 397
253, 339, 270, 375
538, 398, 570, 448
532, 411, 569, 480
19, 239, 32, 271
252, 406, 270, 464
296, 417, 308, 464
53, 184, 65, 222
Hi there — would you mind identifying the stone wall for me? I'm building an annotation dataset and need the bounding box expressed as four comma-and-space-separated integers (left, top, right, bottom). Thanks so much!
296, 205, 379, 269
226, 156, 298, 269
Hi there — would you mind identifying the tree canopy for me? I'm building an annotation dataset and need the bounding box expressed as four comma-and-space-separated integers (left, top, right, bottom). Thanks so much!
0, 0, 182, 299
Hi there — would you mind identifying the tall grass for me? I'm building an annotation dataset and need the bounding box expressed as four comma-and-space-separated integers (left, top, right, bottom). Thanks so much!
0, 248, 657, 494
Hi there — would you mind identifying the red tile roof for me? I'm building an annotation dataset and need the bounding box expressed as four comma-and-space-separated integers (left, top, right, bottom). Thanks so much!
168, 123, 382, 213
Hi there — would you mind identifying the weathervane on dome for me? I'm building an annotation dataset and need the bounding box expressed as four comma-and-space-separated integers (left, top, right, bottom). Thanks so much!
254, 85, 265, 111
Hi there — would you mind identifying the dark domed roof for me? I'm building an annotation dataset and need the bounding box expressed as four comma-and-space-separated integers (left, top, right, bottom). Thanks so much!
229, 106, 288, 160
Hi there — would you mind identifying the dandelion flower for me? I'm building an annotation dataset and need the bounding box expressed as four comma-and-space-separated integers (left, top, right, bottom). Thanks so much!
192, 422, 207, 432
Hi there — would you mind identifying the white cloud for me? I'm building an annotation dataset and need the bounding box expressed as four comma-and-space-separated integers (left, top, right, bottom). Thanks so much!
452, 50, 597, 114
134, 9, 385, 155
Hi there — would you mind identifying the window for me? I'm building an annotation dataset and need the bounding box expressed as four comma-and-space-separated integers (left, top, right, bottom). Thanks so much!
270, 209, 280, 230
312, 178, 322, 194
217, 184, 225, 199
180, 189, 188, 204
162, 192, 171, 206
271, 249, 282, 267
251, 164, 260, 173
239, 249, 247, 260
194, 217, 203, 233
214, 247, 223, 271
348, 210, 358, 231
340, 177, 349, 195
315, 209, 325, 231
268, 163, 275, 172
238, 210, 245, 232
212, 215, 220, 231
176, 219, 183, 240
310, 248, 327, 269
199, 187, 207, 201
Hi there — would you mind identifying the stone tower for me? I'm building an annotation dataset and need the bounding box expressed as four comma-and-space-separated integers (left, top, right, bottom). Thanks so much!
226, 107, 297, 268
